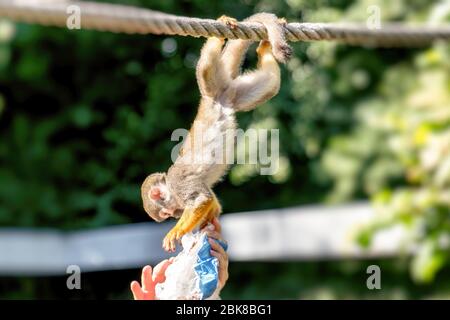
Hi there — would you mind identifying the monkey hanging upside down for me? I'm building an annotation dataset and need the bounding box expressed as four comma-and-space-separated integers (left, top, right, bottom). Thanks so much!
141, 13, 292, 251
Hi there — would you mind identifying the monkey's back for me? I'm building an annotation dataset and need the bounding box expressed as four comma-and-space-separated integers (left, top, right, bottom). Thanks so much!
168, 98, 236, 197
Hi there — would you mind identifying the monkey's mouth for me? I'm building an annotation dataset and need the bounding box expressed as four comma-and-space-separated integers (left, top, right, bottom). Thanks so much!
160, 208, 183, 219
172, 209, 183, 218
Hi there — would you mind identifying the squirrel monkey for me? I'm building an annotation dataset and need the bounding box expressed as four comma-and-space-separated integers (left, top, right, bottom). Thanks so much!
142, 13, 292, 252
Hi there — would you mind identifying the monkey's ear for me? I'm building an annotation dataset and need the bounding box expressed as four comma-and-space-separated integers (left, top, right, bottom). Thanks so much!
141, 172, 165, 194
150, 187, 161, 200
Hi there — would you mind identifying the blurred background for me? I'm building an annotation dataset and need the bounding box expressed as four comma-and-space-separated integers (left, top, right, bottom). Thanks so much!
0, 0, 450, 299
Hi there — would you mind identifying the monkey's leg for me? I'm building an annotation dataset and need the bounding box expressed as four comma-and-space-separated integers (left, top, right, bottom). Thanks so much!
230, 41, 281, 112
200, 193, 222, 229
221, 39, 251, 79
196, 37, 226, 97
163, 198, 215, 252
244, 13, 292, 64
220, 13, 291, 80
218, 15, 251, 79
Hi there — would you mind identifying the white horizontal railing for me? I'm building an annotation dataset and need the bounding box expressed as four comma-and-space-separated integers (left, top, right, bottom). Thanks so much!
0, 202, 407, 276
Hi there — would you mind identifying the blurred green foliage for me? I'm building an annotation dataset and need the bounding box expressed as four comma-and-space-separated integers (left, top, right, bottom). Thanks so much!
322, 15, 450, 283
0, 0, 449, 299
328, 43, 450, 283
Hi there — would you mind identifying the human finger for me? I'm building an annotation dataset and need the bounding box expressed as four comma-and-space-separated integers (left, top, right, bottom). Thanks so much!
209, 238, 227, 257
205, 230, 224, 241
152, 259, 172, 283
130, 281, 144, 300
141, 265, 154, 292
212, 217, 222, 233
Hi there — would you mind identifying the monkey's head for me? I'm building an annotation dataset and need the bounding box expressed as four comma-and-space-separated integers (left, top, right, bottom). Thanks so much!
141, 172, 182, 222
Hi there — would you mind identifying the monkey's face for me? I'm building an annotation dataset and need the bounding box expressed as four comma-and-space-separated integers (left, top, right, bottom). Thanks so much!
141, 172, 182, 222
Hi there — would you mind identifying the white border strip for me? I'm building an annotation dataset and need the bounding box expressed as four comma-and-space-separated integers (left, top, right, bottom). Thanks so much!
0, 202, 406, 275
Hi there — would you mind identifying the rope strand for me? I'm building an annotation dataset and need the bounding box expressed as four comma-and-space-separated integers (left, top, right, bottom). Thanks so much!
0, 0, 449, 47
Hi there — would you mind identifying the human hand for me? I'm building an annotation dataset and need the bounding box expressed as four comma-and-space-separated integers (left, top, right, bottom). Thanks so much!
202, 217, 229, 292
130, 258, 173, 300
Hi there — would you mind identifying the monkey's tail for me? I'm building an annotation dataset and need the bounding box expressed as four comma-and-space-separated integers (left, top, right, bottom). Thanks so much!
245, 13, 292, 64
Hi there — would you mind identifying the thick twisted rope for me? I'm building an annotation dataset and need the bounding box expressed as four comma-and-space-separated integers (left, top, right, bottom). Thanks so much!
0, 0, 449, 47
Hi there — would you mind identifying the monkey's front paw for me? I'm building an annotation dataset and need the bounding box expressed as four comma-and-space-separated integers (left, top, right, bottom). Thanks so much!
162, 228, 186, 252
163, 230, 177, 252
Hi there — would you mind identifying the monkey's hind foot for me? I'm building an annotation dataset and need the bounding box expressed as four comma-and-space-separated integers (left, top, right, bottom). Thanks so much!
256, 40, 271, 55
218, 15, 238, 29
277, 17, 288, 25
274, 17, 292, 63
273, 43, 292, 64
256, 40, 278, 66
272, 17, 292, 64
258, 38, 291, 64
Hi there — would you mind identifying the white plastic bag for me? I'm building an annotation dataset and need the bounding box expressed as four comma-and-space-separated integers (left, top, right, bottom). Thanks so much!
155, 227, 227, 300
